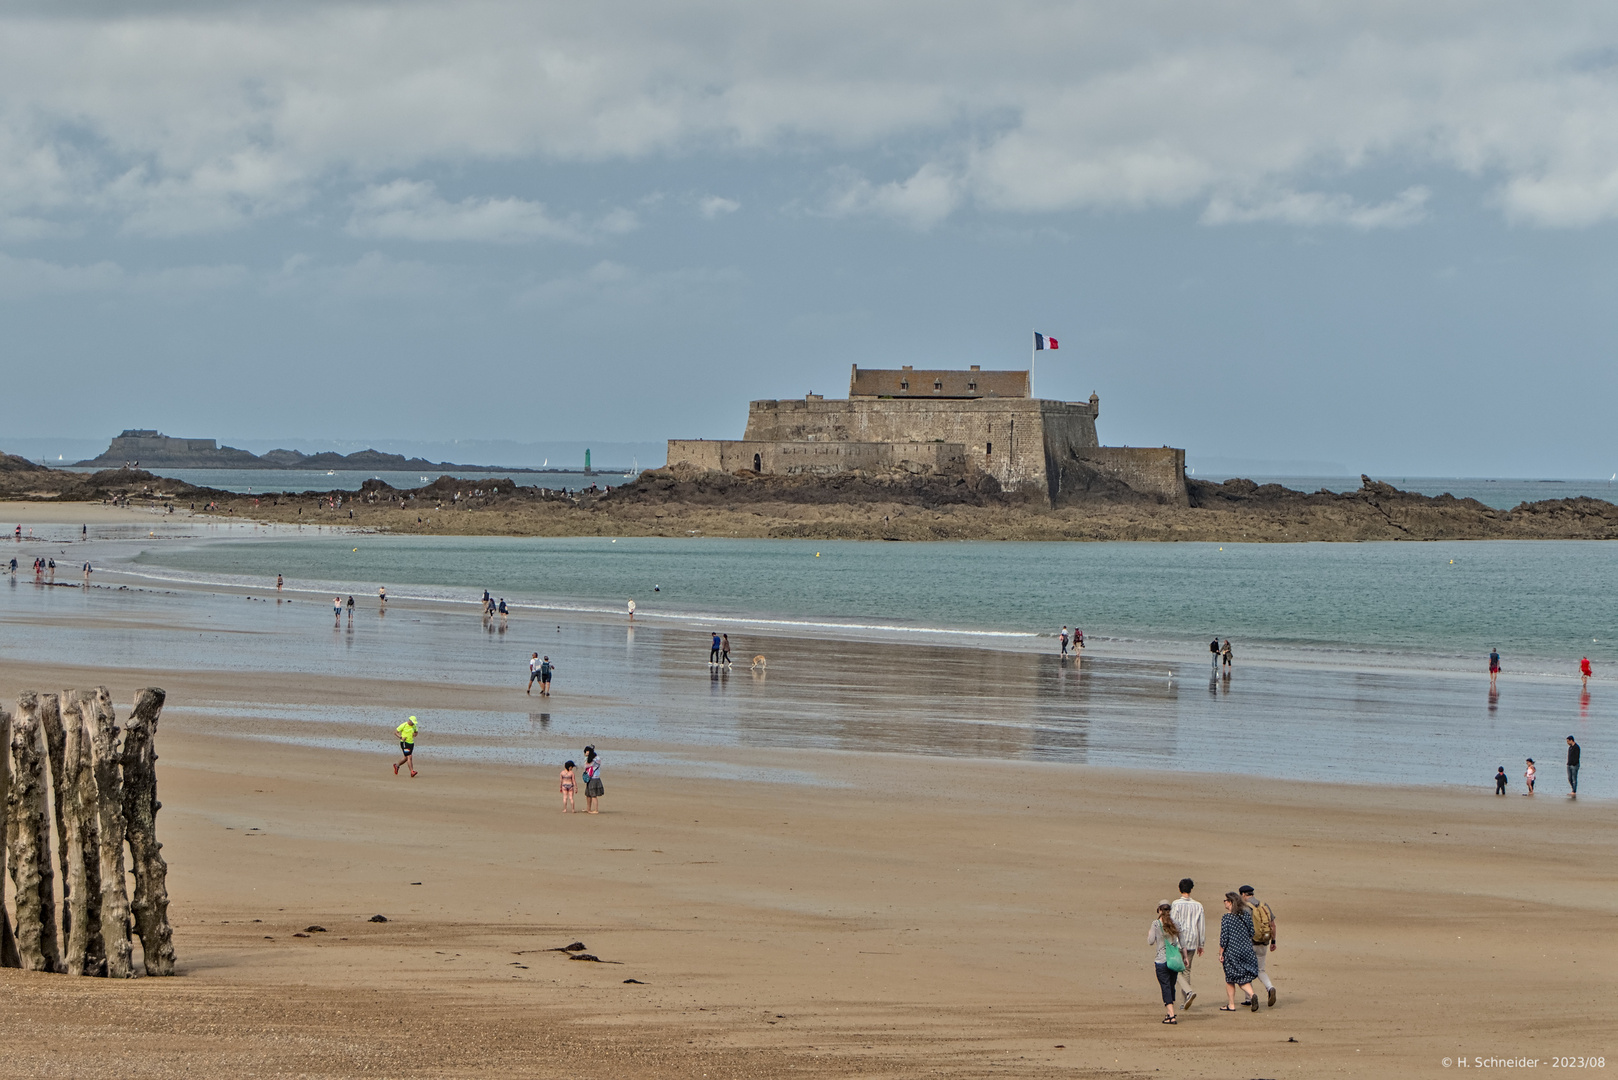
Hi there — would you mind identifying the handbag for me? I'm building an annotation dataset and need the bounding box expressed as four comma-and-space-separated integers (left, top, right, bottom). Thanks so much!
1164, 937, 1185, 973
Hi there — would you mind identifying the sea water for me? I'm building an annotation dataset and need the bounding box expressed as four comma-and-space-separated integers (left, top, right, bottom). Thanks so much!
2, 530, 1610, 795
123, 534, 1617, 672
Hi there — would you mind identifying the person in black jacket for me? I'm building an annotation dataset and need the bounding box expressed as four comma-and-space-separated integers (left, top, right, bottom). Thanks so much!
1567, 737, 1581, 799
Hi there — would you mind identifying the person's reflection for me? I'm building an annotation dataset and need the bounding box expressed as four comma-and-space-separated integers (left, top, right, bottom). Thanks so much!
1580, 689, 1591, 718
531, 712, 550, 728
1209, 670, 1220, 697
1488, 685, 1500, 712
626, 625, 635, 647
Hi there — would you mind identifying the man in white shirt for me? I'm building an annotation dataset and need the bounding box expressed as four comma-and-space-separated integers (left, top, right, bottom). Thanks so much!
1169, 878, 1206, 1009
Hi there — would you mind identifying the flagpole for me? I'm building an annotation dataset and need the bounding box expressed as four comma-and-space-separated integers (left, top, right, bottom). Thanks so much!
1030, 329, 1035, 396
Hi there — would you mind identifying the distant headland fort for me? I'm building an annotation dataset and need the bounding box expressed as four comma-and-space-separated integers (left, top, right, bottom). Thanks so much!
667, 365, 1187, 506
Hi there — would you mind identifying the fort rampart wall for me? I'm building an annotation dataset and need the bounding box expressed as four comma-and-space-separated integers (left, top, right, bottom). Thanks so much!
666, 439, 966, 477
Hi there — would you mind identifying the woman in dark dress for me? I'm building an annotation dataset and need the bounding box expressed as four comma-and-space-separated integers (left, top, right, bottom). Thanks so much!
1218, 891, 1261, 1012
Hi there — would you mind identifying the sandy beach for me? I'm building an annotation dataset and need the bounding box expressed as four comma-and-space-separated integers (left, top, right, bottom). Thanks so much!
0, 645, 1612, 1078
0, 501, 1613, 1077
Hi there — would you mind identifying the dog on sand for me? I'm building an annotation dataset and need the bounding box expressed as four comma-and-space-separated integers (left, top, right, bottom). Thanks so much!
751, 655, 767, 671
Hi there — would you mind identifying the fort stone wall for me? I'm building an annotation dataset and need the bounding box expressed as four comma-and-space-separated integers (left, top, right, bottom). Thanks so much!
742, 397, 1098, 494
666, 439, 967, 477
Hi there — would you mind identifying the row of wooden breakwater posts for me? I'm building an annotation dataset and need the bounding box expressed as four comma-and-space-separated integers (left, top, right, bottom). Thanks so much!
1, 687, 173, 977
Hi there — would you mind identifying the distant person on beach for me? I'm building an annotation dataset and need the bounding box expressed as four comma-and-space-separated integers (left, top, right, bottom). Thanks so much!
1060, 626, 1069, 657
1221, 639, 1233, 670
627, 598, 636, 621
1489, 647, 1501, 686
529, 653, 543, 694
560, 760, 576, 813
1567, 737, 1580, 798
710, 633, 722, 666
378, 585, 387, 606
1147, 901, 1182, 1024
1238, 885, 1277, 1007
394, 716, 419, 777
498, 599, 508, 624
1210, 638, 1221, 670
582, 745, 603, 813
276, 574, 283, 592
720, 634, 731, 667
1170, 880, 1206, 1009
1495, 766, 1508, 794
347, 595, 355, 621
540, 656, 553, 696
333, 597, 342, 621
1580, 657, 1592, 689
1523, 758, 1535, 795
1218, 892, 1261, 1012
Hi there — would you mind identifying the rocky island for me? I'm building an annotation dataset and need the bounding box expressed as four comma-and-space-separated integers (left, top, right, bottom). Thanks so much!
73, 429, 536, 473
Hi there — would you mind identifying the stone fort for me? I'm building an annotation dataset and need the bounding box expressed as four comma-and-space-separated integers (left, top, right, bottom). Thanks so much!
667, 365, 1187, 506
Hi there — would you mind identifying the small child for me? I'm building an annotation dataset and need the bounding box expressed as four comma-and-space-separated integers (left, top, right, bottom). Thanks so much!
560, 760, 577, 813
1495, 766, 1508, 795
1523, 758, 1536, 796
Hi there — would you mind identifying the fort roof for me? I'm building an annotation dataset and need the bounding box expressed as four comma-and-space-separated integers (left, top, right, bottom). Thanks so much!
848, 364, 1029, 399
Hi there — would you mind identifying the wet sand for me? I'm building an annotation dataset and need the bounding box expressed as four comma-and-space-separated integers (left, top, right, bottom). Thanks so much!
0, 650, 1613, 1078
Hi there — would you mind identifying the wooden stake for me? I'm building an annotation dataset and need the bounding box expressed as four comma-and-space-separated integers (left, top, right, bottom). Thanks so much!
122, 688, 173, 975
85, 688, 132, 978
0, 706, 18, 969
9, 693, 62, 972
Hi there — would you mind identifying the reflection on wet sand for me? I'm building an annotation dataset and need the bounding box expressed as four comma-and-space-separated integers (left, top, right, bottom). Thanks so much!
0, 576, 1610, 795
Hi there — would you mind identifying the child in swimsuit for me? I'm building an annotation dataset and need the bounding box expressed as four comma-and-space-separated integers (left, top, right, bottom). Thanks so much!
560, 760, 577, 813
1523, 758, 1535, 795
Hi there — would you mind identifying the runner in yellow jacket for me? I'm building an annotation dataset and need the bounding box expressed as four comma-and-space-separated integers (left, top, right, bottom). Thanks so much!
394, 716, 419, 777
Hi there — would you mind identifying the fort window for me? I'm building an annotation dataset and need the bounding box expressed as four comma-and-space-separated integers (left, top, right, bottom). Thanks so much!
753, 453, 761, 473
986, 441, 992, 455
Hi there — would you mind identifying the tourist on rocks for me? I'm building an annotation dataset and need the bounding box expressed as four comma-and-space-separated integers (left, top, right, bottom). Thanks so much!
1169, 879, 1206, 1009
1218, 892, 1261, 1012
394, 715, 419, 777
1238, 885, 1278, 1007
1147, 901, 1183, 1024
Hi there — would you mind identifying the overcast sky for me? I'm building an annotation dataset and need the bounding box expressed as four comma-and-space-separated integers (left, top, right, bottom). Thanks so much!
3, 1, 1617, 476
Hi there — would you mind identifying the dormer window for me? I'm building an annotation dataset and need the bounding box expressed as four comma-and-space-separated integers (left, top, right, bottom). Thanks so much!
967, 381, 977, 391
933, 380, 943, 390
900, 380, 909, 390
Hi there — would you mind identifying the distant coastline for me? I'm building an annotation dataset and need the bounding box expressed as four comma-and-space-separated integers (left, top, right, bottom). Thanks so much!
70, 428, 608, 473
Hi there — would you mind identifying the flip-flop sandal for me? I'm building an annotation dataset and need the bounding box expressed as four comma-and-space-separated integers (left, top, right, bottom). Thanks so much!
1218, 1005, 1241, 1011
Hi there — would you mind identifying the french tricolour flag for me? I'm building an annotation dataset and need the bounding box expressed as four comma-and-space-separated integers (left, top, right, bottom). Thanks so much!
1034, 332, 1058, 351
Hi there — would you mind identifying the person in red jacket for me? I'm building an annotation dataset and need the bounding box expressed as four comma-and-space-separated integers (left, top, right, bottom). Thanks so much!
1580, 657, 1593, 689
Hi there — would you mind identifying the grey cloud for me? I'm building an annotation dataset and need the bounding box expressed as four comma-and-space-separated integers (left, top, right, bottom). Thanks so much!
345, 180, 629, 244
1, 2, 1617, 233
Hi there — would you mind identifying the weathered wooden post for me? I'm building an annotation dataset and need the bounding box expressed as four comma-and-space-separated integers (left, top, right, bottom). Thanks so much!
9, 693, 63, 972
0, 705, 18, 969
85, 688, 133, 978
122, 688, 173, 975
55, 690, 106, 975
39, 692, 75, 957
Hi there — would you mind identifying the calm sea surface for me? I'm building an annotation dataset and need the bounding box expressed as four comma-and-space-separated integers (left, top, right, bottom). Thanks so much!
121, 533, 1617, 673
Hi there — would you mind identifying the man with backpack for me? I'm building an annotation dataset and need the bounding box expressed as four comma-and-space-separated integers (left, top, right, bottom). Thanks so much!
1239, 884, 1278, 1006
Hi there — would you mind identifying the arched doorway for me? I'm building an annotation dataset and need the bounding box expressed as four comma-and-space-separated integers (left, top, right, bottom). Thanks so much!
753, 453, 762, 473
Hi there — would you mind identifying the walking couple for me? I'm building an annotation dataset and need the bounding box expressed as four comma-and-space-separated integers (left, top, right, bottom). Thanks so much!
1148, 878, 1277, 1024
